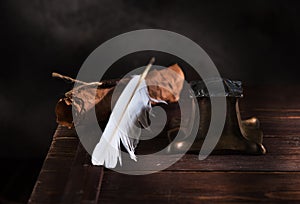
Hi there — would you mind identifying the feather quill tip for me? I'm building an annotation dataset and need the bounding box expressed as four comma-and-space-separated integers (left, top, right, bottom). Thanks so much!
129, 152, 137, 162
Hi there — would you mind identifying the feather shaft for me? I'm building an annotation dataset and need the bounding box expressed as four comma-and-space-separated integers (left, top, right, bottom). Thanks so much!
92, 58, 155, 168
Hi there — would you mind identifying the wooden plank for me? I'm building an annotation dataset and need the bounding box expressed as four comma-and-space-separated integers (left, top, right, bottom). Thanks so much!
101, 150, 300, 173
80, 166, 104, 204
99, 171, 300, 203
167, 153, 300, 172
29, 126, 79, 204
29, 126, 104, 204
61, 143, 103, 204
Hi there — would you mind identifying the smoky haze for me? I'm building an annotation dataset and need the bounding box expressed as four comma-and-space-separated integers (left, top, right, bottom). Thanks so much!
0, 0, 300, 159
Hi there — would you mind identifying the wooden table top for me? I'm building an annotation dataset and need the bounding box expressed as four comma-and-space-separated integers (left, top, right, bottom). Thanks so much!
29, 85, 300, 203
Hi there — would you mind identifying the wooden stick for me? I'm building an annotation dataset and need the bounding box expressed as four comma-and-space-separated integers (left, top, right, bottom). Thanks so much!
52, 72, 103, 86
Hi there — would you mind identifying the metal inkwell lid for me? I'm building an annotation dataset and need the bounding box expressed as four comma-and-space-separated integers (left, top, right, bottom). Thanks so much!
190, 78, 243, 98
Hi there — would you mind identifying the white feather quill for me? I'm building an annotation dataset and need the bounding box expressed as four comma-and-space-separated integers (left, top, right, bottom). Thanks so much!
91, 58, 159, 168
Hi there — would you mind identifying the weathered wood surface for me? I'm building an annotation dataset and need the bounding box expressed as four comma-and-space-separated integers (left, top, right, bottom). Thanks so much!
100, 172, 300, 203
29, 86, 300, 203
28, 127, 104, 204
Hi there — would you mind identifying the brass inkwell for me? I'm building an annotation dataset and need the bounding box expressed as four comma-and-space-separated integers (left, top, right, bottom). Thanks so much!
167, 79, 266, 155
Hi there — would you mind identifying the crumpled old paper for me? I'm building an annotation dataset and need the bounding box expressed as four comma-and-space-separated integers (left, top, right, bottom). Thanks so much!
55, 64, 185, 128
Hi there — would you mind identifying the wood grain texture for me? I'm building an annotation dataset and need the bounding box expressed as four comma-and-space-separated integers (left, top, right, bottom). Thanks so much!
99, 171, 300, 203
29, 126, 104, 204
29, 86, 300, 203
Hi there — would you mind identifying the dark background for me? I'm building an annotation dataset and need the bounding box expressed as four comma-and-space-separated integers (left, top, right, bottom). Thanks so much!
0, 0, 299, 203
